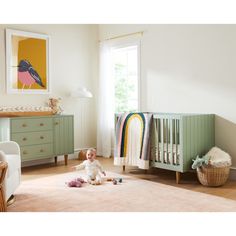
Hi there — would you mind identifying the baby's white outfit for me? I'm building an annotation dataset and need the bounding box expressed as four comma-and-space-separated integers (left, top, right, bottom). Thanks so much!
75, 160, 104, 183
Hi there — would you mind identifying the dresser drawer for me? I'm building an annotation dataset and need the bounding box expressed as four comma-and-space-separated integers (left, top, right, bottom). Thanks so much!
21, 144, 54, 161
11, 131, 53, 146
11, 118, 53, 133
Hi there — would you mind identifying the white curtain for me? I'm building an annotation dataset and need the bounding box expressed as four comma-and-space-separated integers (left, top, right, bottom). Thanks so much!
97, 42, 114, 158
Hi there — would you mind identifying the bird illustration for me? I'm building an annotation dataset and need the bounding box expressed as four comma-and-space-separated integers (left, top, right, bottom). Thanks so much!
17, 59, 45, 89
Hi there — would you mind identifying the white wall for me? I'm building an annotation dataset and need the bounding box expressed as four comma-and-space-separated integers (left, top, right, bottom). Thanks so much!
99, 24, 236, 167
0, 24, 98, 152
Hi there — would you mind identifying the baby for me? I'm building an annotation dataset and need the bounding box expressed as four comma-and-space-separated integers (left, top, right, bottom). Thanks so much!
72, 148, 106, 185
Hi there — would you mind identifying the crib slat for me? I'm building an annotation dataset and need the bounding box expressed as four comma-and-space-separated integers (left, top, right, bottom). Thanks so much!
166, 119, 169, 163
161, 118, 164, 163
170, 118, 173, 165
174, 119, 176, 164
156, 119, 159, 161
176, 120, 179, 165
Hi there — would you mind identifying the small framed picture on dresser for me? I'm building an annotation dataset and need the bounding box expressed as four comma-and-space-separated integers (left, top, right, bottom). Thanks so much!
5, 29, 51, 94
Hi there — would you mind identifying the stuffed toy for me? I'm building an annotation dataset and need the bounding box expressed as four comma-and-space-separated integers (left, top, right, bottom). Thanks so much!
192, 155, 210, 169
48, 97, 63, 114
66, 177, 86, 188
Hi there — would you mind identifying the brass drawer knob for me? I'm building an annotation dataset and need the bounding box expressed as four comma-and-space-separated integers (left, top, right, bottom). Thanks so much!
22, 124, 27, 127
40, 149, 44, 153
40, 136, 44, 139
22, 137, 27, 141
23, 151, 28, 155
40, 123, 44, 126
55, 122, 59, 125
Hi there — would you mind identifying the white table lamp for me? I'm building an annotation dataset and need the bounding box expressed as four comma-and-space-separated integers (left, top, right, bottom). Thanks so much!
70, 87, 93, 98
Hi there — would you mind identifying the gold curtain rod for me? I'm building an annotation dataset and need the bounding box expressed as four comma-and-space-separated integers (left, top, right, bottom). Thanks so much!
99, 31, 144, 42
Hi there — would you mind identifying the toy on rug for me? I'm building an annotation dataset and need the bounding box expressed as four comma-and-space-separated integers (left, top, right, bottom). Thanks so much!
72, 148, 106, 185
66, 177, 86, 188
113, 178, 123, 184
106, 178, 123, 185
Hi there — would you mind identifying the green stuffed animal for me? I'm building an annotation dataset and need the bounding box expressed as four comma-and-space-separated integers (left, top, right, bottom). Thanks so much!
192, 155, 210, 169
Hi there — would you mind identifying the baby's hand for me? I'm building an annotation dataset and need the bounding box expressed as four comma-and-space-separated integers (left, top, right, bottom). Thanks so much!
102, 171, 106, 176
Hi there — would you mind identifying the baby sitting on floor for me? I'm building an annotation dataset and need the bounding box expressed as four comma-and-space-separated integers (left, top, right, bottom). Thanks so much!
72, 148, 106, 185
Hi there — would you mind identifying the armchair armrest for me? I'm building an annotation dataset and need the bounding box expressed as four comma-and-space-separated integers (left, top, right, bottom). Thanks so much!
0, 150, 6, 162
0, 141, 21, 155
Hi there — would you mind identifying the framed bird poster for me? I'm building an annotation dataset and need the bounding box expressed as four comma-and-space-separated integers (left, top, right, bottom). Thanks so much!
5, 29, 50, 94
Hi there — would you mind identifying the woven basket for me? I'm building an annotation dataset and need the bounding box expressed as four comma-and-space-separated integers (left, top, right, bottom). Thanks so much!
197, 165, 230, 187
78, 150, 87, 160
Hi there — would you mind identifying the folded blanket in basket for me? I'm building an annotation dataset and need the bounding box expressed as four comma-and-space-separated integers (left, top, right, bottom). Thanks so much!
206, 147, 232, 167
114, 112, 152, 169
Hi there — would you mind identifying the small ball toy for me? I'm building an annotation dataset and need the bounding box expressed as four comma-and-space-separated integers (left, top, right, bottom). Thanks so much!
112, 179, 117, 185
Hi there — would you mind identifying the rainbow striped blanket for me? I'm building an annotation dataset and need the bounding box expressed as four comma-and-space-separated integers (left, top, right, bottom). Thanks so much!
114, 112, 153, 169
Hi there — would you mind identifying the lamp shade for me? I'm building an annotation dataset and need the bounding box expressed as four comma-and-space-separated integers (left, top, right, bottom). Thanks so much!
70, 87, 93, 98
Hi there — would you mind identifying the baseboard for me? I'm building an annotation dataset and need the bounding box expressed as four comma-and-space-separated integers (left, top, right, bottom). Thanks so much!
21, 153, 77, 167
229, 167, 236, 181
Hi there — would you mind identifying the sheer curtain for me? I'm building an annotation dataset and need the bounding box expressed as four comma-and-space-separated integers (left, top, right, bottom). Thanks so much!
96, 42, 114, 158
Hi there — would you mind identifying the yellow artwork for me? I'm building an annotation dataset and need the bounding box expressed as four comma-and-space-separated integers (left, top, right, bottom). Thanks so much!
6, 29, 50, 94
17, 38, 47, 89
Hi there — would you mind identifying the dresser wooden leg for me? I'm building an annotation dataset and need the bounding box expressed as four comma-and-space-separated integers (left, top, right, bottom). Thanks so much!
176, 171, 181, 184
54, 156, 58, 164
64, 155, 68, 165
123, 165, 125, 172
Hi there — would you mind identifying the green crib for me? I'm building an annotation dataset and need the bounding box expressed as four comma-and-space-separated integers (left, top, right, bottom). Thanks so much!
150, 113, 215, 183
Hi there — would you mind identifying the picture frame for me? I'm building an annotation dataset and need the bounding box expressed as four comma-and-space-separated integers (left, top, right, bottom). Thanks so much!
5, 29, 51, 94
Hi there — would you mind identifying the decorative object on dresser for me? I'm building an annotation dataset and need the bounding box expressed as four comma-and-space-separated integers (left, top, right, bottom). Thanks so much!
5, 29, 50, 94
0, 141, 21, 205
0, 115, 74, 165
0, 161, 8, 212
0, 106, 53, 117
48, 97, 63, 114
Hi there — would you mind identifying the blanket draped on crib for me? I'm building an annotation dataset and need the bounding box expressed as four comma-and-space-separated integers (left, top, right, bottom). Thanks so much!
114, 112, 152, 169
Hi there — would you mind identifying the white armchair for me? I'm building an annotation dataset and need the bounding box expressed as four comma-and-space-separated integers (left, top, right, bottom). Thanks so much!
0, 141, 21, 202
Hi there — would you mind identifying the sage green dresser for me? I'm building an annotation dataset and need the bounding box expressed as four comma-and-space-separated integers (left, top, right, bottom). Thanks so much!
0, 115, 74, 165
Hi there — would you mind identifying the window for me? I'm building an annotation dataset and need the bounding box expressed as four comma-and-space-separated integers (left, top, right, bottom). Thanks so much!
111, 42, 140, 113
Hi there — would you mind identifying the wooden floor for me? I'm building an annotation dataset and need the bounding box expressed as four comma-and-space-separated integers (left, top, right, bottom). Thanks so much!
21, 157, 236, 201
